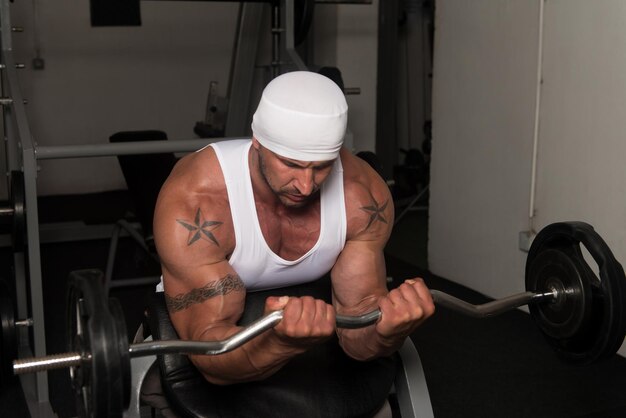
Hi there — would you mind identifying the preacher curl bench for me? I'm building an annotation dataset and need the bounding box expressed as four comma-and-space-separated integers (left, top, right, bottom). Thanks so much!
125, 276, 435, 418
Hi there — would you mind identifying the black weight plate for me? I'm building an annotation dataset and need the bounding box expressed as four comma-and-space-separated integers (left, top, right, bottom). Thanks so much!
67, 270, 124, 418
108, 298, 131, 411
526, 248, 592, 340
567, 223, 626, 363
10, 171, 25, 252
0, 281, 17, 390
526, 222, 626, 365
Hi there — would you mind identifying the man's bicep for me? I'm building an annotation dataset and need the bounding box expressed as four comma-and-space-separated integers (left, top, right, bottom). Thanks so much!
164, 271, 244, 314
162, 261, 247, 342
156, 202, 243, 340
332, 171, 394, 314
153, 174, 245, 341
331, 239, 388, 315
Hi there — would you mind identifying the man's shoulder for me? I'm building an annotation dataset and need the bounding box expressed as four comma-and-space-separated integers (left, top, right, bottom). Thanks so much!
170, 145, 224, 187
341, 151, 390, 203
340, 151, 394, 239
157, 146, 229, 214
154, 145, 235, 261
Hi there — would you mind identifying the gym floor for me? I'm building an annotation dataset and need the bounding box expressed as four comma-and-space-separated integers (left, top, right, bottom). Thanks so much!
1, 192, 626, 418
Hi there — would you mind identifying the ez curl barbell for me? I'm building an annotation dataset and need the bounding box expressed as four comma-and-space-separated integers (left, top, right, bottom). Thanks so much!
4, 221, 626, 418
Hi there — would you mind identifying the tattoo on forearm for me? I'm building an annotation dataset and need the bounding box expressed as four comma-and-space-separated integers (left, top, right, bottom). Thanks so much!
360, 198, 389, 230
176, 208, 223, 246
165, 274, 245, 312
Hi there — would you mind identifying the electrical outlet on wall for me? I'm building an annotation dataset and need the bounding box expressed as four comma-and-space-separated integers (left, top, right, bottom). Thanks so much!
32, 57, 45, 70
519, 230, 536, 252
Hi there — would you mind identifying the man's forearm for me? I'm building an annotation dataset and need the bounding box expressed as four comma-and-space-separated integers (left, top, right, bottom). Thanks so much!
337, 327, 405, 361
190, 327, 305, 385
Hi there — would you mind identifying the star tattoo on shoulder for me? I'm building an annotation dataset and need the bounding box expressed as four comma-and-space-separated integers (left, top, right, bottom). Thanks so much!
360, 198, 389, 230
176, 208, 223, 246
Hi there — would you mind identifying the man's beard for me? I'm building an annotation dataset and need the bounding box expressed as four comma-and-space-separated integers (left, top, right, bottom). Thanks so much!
258, 153, 319, 208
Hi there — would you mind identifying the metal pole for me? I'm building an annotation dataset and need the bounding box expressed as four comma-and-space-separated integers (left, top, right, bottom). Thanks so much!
35, 138, 221, 160
23, 137, 49, 408
225, 3, 264, 137
283, 0, 307, 71
271, 3, 281, 78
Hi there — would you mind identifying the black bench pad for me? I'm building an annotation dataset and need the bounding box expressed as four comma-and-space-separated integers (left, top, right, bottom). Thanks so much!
147, 276, 396, 418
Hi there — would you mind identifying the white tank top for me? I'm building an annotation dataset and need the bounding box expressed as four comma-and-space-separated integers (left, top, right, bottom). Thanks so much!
211, 139, 347, 292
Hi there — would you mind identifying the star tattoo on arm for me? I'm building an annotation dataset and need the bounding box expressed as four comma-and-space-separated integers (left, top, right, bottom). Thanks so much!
360, 198, 389, 230
177, 208, 223, 246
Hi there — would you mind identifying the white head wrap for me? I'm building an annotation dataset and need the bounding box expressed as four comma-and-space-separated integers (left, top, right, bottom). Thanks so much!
251, 71, 348, 161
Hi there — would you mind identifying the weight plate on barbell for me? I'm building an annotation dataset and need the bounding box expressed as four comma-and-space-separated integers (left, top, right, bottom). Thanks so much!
67, 270, 125, 418
526, 248, 592, 340
0, 280, 17, 390
526, 222, 626, 365
108, 297, 131, 411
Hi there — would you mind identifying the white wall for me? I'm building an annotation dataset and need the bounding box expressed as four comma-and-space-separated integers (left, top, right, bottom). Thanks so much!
535, 0, 626, 246
6, 0, 379, 196
429, 0, 626, 356
429, 0, 539, 294
11, 0, 239, 195
336, 1, 378, 154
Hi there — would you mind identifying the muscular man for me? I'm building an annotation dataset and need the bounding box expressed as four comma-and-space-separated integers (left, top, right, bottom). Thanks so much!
153, 71, 434, 388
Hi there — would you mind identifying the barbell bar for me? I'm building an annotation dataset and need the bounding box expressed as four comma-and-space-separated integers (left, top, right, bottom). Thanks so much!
10, 221, 626, 376
4, 221, 626, 418
13, 308, 383, 374
9, 276, 566, 374
431, 289, 555, 318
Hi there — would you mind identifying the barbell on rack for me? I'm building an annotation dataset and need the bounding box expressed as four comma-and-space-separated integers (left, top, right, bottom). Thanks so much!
4, 221, 626, 418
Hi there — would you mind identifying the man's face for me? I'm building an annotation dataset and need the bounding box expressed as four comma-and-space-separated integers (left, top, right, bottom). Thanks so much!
253, 140, 335, 208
